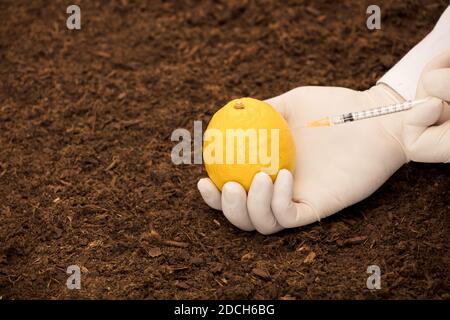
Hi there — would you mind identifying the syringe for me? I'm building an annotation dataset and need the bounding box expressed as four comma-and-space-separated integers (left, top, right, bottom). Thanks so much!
306, 98, 430, 128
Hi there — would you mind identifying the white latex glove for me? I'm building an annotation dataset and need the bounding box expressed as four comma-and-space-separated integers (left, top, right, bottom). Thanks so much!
199, 77, 448, 234
403, 48, 450, 163
199, 83, 409, 234
198, 7, 450, 234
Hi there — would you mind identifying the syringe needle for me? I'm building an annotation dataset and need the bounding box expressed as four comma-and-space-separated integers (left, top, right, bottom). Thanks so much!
306, 117, 331, 128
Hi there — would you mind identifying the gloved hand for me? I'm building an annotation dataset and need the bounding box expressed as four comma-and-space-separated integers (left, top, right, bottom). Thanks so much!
198, 43, 450, 234
403, 47, 450, 163
198, 16, 450, 235
198, 82, 409, 234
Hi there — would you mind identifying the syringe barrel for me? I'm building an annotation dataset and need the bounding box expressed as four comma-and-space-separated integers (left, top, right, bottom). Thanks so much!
351, 100, 413, 121
331, 100, 415, 125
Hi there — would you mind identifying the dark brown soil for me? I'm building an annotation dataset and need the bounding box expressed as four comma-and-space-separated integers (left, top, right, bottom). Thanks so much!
0, 0, 449, 299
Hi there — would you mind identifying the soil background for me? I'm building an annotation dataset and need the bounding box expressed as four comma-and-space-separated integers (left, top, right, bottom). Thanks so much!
0, 0, 449, 299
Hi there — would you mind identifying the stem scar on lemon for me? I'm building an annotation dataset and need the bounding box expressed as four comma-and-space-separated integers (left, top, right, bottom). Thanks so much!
203, 97, 296, 191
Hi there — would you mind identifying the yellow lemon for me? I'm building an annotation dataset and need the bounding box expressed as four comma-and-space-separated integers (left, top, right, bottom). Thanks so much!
203, 97, 296, 191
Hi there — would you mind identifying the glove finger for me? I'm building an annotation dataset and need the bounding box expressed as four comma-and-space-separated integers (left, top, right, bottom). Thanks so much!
271, 169, 320, 228
407, 120, 450, 163
405, 97, 443, 127
197, 178, 222, 210
404, 97, 444, 146
247, 172, 284, 235
221, 182, 255, 231
423, 68, 450, 124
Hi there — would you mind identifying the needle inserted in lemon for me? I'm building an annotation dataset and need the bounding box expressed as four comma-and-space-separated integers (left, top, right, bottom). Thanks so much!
203, 97, 296, 191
